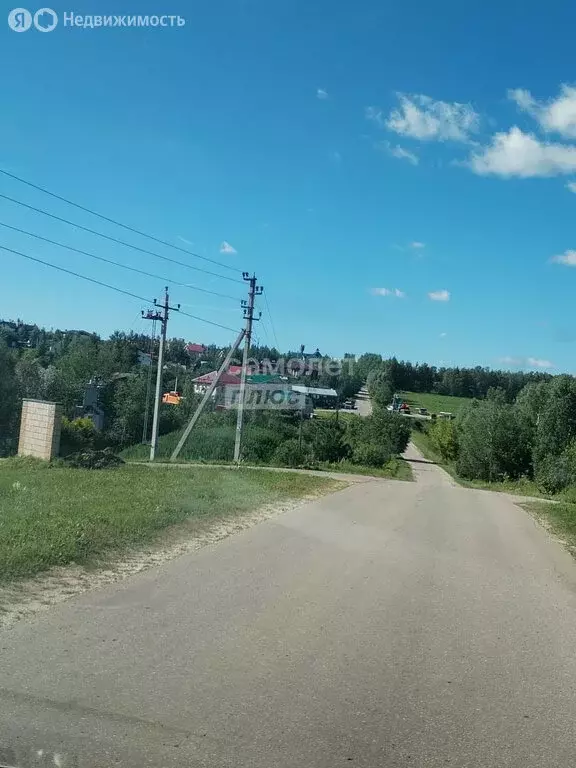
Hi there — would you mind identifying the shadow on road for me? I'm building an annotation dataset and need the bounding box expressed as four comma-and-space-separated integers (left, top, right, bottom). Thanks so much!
400, 457, 437, 466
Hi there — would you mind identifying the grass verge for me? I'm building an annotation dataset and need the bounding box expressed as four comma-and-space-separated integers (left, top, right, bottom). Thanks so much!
410, 427, 549, 498
315, 457, 413, 481
0, 458, 341, 583
523, 500, 576, 558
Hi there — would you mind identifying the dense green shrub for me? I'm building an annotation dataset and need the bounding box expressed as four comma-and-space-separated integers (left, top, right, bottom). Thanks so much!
307, 419, 349, 463
536, 441, 576, 494
63, 448, 124, 469
242, 427, 284, 463
273, 439, 308, 467
366, 409, 411, 454
352, 442, 392, 468
60, 417, 98, 457
456, 400, 532, 481
429, 419, 459, 462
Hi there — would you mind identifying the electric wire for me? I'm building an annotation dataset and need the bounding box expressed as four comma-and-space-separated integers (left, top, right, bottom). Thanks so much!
0, 221, 240, 302
0, 194, 243, 285
0, 169, 240, 273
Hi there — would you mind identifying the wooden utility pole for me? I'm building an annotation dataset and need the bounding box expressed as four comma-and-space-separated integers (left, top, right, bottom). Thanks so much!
148, 287, 180, 461
170, 328, 246, 461
233, 273, 262, 463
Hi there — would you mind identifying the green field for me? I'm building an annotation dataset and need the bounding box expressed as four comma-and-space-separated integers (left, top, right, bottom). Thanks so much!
400, 391, 473, 415
0, 459, 340, 583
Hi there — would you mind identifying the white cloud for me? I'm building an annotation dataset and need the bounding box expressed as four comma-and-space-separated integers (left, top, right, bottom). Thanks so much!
372, 287, 406, 298
428, 289, 450, 302
551, 249, 576, 266
499, 355, 554, 369
567, 181, 576, 193
509, 84, 576, 139
388, 143, 419, 165
365, 106, 386, 128
316, 88, 329, 100
385, 93, 479, 143
440, 332, 447, 338
411, 241, 425, 249
528, 357, 554, 369
468, 126, 576, 177
219, 241, 237, 255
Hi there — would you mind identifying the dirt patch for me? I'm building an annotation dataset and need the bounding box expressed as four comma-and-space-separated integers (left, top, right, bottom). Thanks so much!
0, 487, 342, 629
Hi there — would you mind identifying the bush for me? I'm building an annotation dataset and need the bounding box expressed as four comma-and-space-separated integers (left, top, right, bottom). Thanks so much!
352, 442, 392, 468
307, 419, 349, 463
60, 417, 98, 457
367, 410, 411, 454
429, 419, 458, 462
273, 439, 308, 468
242, 427, 283, 463
63, 448, 124, 470
536, 441, 576, 494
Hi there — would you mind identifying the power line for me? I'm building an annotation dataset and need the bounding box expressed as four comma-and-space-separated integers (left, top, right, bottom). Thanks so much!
1, 243, 151, 303
0, 168, 240, 274
1, 243, 241, 333
178, 308, 240, 334
262, 288, 280, 350
0, 193, 243, 285
0, 221, 240, 302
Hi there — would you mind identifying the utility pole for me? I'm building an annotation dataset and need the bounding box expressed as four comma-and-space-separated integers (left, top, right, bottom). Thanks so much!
234, 272, 262, 463
141, 317, 158, 445
170, 328, 246, 461
145, 287, 180, 462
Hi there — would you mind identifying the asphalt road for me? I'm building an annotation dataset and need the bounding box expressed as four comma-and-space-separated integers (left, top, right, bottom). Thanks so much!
2, 448, 576, 767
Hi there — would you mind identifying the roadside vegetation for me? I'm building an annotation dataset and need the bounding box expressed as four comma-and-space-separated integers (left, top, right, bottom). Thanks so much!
123, 407, 413, 480
524, 494, 576, 556
0, 458, 341, 583
409, 377, 576, 501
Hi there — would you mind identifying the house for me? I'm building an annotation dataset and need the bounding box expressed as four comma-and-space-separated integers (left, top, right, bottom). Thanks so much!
191, 371, 241, 395
291, 385, 338, 410
186, 343, 206, 354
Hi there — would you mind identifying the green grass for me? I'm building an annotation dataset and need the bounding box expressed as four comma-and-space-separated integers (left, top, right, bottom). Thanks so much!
410, 427, 446, 466
314, 457, 413, 481
400, 391, 473, 416
458, 477, 549, 498
315, 409, 357, 421
524, 499, 576, 555
0, 458, 341, 583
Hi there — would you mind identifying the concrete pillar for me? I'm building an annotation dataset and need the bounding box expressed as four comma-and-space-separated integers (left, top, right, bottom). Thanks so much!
18, 399, 62, 461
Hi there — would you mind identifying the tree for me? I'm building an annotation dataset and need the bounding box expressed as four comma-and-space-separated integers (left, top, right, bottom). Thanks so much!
367, 369, 393, 408
307, 419, 349, 463
0, 343, 19, 456
456, 400, 532, 481
534, 376, 576, 470
429, 419, 459, 462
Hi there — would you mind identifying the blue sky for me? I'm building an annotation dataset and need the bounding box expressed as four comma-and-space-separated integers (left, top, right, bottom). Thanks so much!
2, 0, 576, 372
